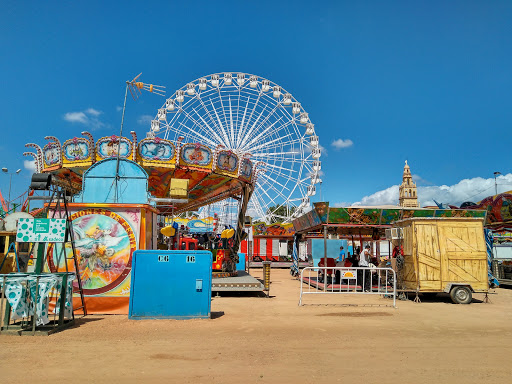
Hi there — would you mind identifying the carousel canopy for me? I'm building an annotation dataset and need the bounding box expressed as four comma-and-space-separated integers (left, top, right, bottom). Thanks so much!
25, 132, 263, 215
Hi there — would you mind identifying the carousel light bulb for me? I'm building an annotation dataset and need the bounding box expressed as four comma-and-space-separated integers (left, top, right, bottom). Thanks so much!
166, 98, 175, 111
292, 102, 301, 114
198, 78, 207, 90
283, 93, 292, 105
237, 73, 246, 85
151, 120, 160, 132
300, 112, 309, 124
158, 108, 167, 121
211, 74, 220, 87
262, 79, 270, 92
249, 75, 258, 88
176, 90, 185, 103
305, 123, 315, 135
187, 83, 195, 95
273, 86, 281, 98
224, 73, 233, 85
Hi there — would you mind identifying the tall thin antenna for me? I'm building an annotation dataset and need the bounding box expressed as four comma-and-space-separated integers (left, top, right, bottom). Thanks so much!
114, 73, 165, 202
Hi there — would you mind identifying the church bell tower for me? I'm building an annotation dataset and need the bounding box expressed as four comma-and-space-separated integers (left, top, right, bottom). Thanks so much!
399, 161, 419, 207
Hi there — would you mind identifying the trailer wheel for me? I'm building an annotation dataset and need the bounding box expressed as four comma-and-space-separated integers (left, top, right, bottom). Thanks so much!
450, 286, 472, 304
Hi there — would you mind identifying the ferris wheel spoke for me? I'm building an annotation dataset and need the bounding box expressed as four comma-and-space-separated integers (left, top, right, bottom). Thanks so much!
243, 117, 285, 150
194, 94, 228, 142
257, 173, 293, 199
239, 104, 268, 149
176, 122, 216, 147
244, 100, 284, 146
210, 99, 232, 147
192, 108, 227, 146
235, 97, 250, 148
228, 96, 235, 147
245, 120, 298, 152
254, 183, 281, 210
217, 89, 233, 148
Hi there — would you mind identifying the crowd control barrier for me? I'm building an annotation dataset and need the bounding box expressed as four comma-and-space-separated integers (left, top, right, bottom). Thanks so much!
299, 266, 396, 308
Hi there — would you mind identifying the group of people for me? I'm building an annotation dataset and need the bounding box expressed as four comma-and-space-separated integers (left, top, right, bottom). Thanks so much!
318, 244, 377, 291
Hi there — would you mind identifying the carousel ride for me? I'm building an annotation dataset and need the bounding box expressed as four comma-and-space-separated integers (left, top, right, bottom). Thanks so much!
23, 73, 322, 285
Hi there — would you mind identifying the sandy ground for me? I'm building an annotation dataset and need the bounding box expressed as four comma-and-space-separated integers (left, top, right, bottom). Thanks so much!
1, 269, 512, 384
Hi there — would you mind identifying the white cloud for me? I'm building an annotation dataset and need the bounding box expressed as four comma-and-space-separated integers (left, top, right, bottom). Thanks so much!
63, 108, 107, 130
116, 106, 123, 112
331, 138, 353, 149
352, 185, 400, 206
85, 108, 101, 116
63, 112, 87, 124
137, 115, 153, 125
351, 173, 512, 208
24, 160, 36, 173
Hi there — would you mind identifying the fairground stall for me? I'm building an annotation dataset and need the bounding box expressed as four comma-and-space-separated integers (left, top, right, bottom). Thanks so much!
292, 202, 490, 300
24, 133, 262, 313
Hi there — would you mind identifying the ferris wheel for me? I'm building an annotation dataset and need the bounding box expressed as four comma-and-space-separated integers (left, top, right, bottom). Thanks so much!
148, 72, 322, 223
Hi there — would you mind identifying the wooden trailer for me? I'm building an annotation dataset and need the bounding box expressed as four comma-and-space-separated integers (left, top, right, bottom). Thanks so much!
395, 218, 488, 304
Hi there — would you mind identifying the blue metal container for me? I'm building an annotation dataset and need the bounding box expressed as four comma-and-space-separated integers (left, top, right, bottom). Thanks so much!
129, 250, 212, 320
236, 252, 246, 271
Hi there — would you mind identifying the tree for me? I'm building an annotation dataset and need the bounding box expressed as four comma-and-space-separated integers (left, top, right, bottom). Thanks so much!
266, 205, 296, 224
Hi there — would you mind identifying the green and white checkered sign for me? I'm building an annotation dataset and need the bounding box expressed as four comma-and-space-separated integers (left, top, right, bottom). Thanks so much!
16, 218, 67, 243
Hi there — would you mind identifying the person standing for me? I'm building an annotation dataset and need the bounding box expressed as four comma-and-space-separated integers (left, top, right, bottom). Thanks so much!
338, 246, 346, 262
358, 245, 372, 291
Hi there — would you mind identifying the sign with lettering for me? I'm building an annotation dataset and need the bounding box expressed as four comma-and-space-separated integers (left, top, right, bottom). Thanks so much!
16, 218, 67, 242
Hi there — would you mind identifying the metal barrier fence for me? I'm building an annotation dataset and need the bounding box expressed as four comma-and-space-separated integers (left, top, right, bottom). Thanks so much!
299, 266, 396, 307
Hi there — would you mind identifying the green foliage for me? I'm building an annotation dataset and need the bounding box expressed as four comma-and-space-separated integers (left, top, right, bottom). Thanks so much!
266, 205, 296, 224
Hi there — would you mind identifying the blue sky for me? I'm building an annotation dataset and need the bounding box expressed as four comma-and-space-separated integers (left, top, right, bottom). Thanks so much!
1, 1, 511, 209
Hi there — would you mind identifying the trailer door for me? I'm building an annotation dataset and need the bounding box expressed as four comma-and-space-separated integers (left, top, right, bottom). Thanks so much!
414, 223, 442, 291
437, 221, 487, 291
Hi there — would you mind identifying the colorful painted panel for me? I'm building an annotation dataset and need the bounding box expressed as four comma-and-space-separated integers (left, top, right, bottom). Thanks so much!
215, 150, 239, 176
180, 143, 213, 168
96, 136, 132, 161
138, 137, 176, 165
46, 208, 137, 296
43, 142, 61, 170
188, 173, 233, 200
381, 209, 401, 224
253, 222, 294, 237
239, 158, 253, 183
147, 168, 174, 198
467, 193, 512, 225
62, 137, 92, 166
314, 202, 330, 223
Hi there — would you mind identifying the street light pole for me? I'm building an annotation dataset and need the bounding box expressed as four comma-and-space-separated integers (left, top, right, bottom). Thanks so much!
2, 167, 21, 212
494, 171, 501, 196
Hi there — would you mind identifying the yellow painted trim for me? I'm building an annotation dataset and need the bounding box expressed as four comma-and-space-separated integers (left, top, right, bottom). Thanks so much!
140, 209, 147, 249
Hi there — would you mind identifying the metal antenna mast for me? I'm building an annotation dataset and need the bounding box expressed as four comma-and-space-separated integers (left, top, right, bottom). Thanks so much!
114, 73, 165, 202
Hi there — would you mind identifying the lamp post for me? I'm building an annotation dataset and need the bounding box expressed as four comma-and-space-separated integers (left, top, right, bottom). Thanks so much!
2, 167, 21, 212
494, 171, 501, 196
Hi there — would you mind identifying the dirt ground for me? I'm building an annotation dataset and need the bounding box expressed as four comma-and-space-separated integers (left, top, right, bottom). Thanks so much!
1, 269, 512, 384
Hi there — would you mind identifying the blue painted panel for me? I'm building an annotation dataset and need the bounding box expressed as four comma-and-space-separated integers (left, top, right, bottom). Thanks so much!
129, 250, 212, 319
237, 252, 246, 271
76, 159, 149, 204
311, 239, 348, 267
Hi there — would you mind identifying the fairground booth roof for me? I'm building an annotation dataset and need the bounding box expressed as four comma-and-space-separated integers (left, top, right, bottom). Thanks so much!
25, 133, 263, 214
292, 202, 492, 237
